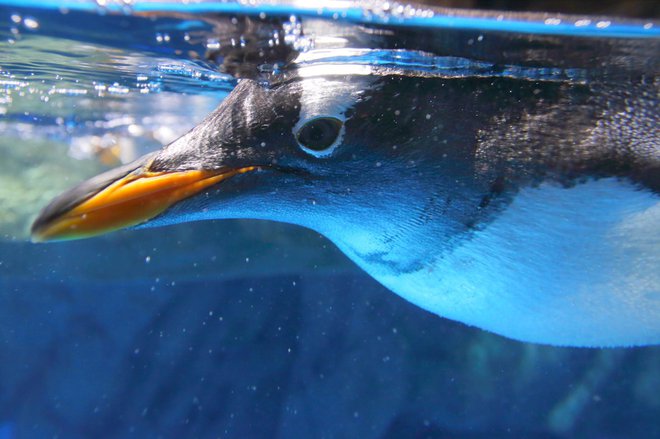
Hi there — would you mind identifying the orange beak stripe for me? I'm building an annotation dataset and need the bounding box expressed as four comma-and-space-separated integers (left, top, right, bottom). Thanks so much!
32, 167, 256, 242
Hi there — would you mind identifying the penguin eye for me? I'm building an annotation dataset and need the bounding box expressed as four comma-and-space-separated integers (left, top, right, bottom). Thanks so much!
295, 117, 343, 155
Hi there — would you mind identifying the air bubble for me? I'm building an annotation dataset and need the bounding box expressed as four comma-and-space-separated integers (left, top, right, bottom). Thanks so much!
23, 17, 39, 29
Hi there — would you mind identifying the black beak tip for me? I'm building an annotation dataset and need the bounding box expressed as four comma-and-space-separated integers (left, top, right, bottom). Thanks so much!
29, 152, 157, 243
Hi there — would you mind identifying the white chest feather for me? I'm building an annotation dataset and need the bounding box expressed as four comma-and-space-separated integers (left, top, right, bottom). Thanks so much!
358, 178, 660, 346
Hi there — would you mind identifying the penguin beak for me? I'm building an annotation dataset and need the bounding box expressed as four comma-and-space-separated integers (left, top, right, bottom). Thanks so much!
31, 153, 256, 242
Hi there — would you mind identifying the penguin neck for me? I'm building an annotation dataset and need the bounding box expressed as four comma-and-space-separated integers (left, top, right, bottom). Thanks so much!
312, 176, 494, 277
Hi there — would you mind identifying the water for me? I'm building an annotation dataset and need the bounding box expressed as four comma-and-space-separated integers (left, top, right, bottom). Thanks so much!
1, 1, 659, 438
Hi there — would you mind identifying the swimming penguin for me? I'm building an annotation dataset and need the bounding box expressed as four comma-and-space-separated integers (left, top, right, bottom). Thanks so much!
31, 69, 659, 347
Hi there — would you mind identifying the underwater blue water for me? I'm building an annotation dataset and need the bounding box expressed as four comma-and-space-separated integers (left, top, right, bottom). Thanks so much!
0, 1, 659, 438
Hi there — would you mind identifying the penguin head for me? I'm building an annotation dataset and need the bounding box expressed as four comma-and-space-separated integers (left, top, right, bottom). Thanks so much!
144, 75, 384, 225
30, 75, 406, 242
30, 73, 547, 256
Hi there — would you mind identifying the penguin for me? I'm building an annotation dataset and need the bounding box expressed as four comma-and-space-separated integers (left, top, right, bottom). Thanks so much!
31, 68, 659, 347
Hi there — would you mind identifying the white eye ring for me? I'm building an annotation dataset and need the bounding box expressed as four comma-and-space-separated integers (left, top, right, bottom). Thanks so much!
294, 116, 345, 157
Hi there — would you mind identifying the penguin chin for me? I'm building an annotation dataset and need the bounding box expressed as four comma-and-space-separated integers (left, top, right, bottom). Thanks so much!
131, 165, 314, 231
